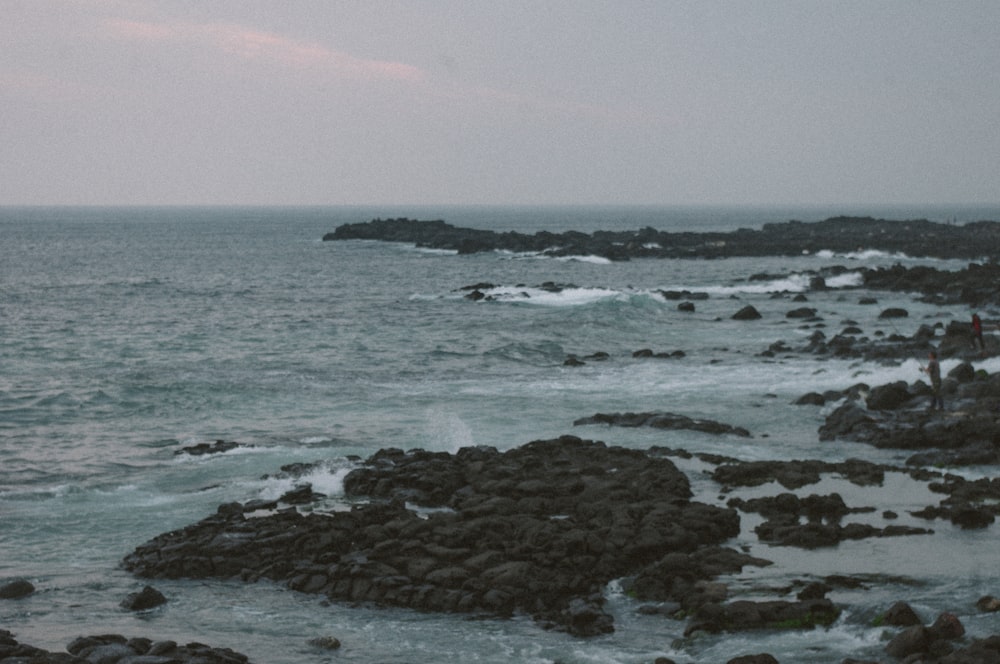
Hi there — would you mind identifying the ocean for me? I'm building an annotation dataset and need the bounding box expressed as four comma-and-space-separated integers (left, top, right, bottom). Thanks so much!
2, 204, 1000, 663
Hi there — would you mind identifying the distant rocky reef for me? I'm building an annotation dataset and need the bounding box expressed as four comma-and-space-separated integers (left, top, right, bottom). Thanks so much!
323, 216, 1000, 261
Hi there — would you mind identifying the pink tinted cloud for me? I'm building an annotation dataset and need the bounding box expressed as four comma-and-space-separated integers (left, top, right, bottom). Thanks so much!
102, 18, 424, 83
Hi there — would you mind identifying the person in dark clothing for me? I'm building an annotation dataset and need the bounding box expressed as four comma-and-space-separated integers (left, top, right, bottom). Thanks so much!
972, 313, 984, 355
923, 351, 943, 411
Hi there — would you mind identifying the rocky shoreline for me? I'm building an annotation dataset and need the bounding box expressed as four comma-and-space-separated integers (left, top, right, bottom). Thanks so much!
7, 375, 1000, 662
7, 218, 1000, 663
109, 366, 1000, 663
102, 312, 1000, 662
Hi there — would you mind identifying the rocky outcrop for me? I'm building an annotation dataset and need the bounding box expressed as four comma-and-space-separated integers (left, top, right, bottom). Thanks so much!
884, 611, 967, 660
175, 439, 246, 456
733, 305, 762, 320
710, 458, 890, 490
911, 475, 1000, 530
807, 369, 1000, 531
818, 367, 1000, 462
684, 597, 840, 636
768, 318, 988, 364
0, 579, 34, 600
120, 585, 167, 611
729, 492, 932, 548
323, 217, 1000, 263
862, 262, 1000, 307
123, 436, 750, 637
574, 411, 751, 437
0, 630, 251, 663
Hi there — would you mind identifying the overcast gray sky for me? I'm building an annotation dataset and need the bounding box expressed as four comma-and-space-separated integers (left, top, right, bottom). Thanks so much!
3, 1, 998, 206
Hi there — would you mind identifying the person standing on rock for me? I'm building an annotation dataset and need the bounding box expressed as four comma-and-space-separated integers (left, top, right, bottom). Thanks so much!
922, 351, 943, 411
972, 313, 984, 355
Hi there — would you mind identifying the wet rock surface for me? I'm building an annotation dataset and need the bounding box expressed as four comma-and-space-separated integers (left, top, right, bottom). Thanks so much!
0, 579, 35, 600
123, 436, 747, 636
684, 597, 840, 636
862, 261, 1000, 307
732, 491, 933, 548
818, 364, 1000, 469
574, 411, 751, 437
0, 629, 251, 663
710, 458, 891, 490
705, 453, 1000, 544
119, 584, 167, 611
118, 432, 1000, 650
175, 439, 246, 456
768, 315, 993, 364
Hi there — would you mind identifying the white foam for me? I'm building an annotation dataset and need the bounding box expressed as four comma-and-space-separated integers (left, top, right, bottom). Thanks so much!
816, 248, 914, 260
825, 271, 864, 287
397, 244, 458, 256
425, 406, 475, 452
171, 443, 269, 464
305, 465, 352, 497
473, 285, 625, 307
0, 483, 74, 500
494, 249, 544, 259
254, 463, 352, 501
673, 269, 864, 294
698, 274, 812, 295
554, 255, 613, 265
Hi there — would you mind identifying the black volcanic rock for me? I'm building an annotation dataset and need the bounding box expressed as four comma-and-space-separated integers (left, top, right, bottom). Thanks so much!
324, 216, 1000, 262
861, 262, 1000, 307
325, 218, 1000, 306
733, 305, 762, 320
728, 493, 932, 548
175, 439, 245, 456
765, 317, 989, 363
574, 411, 750, 437
122, 436, 748, 637
0, 580, 34, 600
120, 585, 167, 611
0, 630, 252, 663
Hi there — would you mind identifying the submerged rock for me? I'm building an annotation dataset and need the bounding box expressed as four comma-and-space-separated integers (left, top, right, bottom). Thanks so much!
574, 411, 750, 437
120, 585, 167, 611
684, 598, 840, 636
307, 636, 342, 650
175, 439, 245, 456
0, 579, 34, 600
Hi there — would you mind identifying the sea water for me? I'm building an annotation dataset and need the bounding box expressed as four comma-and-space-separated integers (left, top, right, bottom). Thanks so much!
2, 205, 1000, 663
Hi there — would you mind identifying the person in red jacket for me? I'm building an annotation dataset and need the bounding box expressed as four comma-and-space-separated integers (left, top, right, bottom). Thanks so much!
972, 313, 984, 355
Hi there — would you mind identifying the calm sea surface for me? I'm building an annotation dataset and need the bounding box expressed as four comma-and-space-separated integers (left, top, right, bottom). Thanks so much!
2, 205, 999, 662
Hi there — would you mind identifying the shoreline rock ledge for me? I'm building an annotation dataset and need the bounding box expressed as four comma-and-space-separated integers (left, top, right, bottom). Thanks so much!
122, 436, 763, 636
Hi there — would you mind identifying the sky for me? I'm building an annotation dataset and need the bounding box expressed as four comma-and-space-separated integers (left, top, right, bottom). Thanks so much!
2, 1, 999, 206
